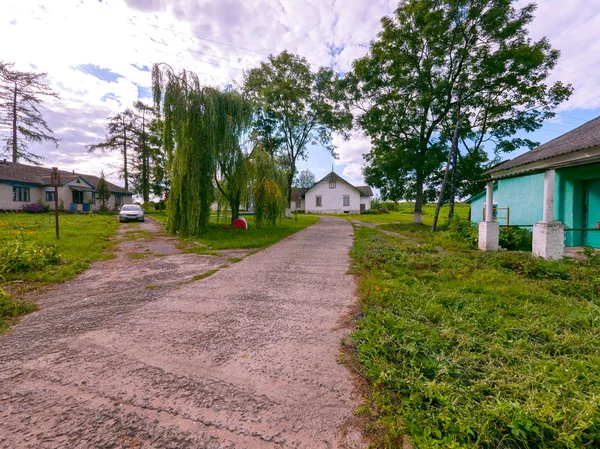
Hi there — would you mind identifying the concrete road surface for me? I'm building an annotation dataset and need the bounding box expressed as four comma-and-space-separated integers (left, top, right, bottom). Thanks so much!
0, 216, 364, 449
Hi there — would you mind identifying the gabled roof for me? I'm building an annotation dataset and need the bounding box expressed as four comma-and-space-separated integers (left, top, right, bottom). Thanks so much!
0, 161, 131, 194
487, 115, 600, 175
296, 171, 373, 198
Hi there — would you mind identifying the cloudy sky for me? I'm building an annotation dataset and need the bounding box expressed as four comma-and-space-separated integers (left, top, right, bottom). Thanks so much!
2, 0, 600, 188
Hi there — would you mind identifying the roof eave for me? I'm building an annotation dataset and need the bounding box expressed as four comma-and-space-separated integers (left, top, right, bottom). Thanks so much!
489, 146, 600, 180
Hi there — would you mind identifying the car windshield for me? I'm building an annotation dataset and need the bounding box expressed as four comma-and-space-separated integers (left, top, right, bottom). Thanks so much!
121, 205, 142, 211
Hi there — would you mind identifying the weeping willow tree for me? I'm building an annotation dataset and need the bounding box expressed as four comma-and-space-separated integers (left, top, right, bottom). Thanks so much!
152, 64, 253, 235
251, 147, 287, 227
214, 92, 254, 224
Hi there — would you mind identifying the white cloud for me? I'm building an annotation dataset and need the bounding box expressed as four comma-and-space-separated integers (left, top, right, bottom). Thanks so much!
1, 0, 599, 187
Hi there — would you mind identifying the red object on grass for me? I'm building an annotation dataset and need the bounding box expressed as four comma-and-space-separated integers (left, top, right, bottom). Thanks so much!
233, 218, 248, 229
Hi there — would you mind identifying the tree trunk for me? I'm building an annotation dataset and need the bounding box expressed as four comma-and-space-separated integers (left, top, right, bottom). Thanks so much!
142, 115, 149, 203
123, 123, 129, 191
12, 81, 17, 163
413, 175, 423, 224
448, 141, 458, 220
286, 163, 296, 206
433, 87, 461, 231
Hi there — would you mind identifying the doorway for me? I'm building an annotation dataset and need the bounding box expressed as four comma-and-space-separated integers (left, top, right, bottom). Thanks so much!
584, 180, 600, 248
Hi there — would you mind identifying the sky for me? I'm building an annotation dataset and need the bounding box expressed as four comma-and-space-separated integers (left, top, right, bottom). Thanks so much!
2, 0, 600, 190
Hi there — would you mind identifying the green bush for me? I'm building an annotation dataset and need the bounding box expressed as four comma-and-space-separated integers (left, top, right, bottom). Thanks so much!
0, 240, 60, 273
500, 226, 533, 251
446, 216, 478, 248
382, 201, 400, 212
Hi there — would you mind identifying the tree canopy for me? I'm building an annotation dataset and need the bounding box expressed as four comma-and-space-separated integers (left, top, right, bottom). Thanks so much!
244, 51, 352, 204
350, 0, 572, 223
0, 61, 59, 164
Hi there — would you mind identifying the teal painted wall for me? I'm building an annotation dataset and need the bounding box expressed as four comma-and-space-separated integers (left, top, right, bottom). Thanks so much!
470, 174, 545, 226
556, 163, 600, 247
470, 163, 600, 248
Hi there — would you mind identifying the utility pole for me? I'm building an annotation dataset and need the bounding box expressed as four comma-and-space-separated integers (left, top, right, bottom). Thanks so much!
51, 167, 60, 239
432, 86, 462, 232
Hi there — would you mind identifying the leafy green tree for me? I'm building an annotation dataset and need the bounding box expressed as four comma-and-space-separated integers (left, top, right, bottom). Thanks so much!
251, 147, 286, 227
244, 51, 352, 204
0, 61, 59, 164
294, 169, 316, 188
152, 64, 256, 235
95, 171, 111, 211
88, 109, 136, 191
130, 101, 155, 203
351, 0, 572, 224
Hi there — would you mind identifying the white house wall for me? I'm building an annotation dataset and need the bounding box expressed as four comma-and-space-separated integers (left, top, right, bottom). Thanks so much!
304, 180, 361, 214
359, 196, 371, 211
0, 183, 42, 211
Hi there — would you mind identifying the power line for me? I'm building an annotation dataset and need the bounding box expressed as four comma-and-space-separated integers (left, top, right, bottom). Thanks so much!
142, 23, 269, 57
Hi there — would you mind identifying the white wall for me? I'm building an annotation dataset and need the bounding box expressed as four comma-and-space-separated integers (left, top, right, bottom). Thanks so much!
304, 179, 361, 214
290, 198, 305, 212
360, 196, 372, 212
0, 183, 42, 211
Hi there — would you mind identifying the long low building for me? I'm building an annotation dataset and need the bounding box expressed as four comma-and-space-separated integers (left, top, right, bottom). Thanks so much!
0, 161, 133, 212
291, 171, 373, 214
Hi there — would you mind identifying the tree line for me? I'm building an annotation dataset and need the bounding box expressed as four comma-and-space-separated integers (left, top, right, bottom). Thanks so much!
1, 0, 573, 232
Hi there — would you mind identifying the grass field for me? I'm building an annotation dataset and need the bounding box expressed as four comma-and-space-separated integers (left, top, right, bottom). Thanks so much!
350, 222, 600, 448
147, 210, 320, 250
0, 212, 119, 332
345, 202, 470, 226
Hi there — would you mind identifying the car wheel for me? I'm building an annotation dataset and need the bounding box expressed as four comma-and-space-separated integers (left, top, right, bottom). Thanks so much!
141, 218, 145, 222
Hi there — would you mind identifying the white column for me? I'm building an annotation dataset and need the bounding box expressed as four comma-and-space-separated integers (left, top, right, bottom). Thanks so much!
542, 169, 555, 223
485, 181, 494, 221
533, 169, 564, 260
479, 180, 499, 251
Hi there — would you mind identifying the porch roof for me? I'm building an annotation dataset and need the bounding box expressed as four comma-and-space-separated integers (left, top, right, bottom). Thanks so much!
69, 185, 96, 193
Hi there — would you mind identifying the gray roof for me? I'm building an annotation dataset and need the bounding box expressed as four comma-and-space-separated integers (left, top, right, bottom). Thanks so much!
306, 171, 373, 197
0, 161, 131, 194
488, 115, 600, 175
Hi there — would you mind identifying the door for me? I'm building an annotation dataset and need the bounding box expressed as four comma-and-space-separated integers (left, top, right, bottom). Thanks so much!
360, 204, 366, 213
584, 180, 600, 248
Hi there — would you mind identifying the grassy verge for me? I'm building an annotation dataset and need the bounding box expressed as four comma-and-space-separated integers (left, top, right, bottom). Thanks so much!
351, 223, 600, 448
147, 212, 319, 250
346, 203, 470, 226
0, 212, 119, 331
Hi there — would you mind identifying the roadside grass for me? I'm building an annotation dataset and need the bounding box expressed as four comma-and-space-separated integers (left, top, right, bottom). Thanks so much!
351, 224, 600, 448
150, 213, 319, 251
346, 203, 470, 226
0, 213, 119, 331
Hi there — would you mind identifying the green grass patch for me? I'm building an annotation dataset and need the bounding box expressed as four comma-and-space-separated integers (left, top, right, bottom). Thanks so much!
0, 288, 38, 333
145, 284, 161, 290
191, 269, 219, 282
0, 213, 119, 285
347, 202, 470, 226
351, 223, 600, 448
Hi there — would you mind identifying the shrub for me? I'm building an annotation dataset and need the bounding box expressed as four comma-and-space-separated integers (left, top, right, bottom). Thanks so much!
382, 201, 400, 212
446, 216, 478, 248
371, 196, 383, 210
21, 203, 45, 213
0, 240, 60, 273
500, 226, 533, 251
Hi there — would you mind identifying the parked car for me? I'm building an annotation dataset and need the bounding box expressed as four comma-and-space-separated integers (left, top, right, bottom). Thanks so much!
119, 204, 145, 222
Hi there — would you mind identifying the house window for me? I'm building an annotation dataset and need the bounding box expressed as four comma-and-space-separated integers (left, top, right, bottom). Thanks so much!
316, 196, 322, 207
296, 200, 301, 209
115, 196, 123, 208
329, 180, 336, 189
45, 191, 55, 202
343, 195, 350, 207
72, 190, 84, 204
12, 187, 30, 202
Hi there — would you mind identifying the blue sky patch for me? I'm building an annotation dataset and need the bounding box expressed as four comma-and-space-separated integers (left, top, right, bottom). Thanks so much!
78, 64, 122, 83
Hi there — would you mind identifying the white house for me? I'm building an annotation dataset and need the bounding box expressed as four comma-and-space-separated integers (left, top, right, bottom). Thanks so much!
0, 161, 133, 212
291, 171, 373, 214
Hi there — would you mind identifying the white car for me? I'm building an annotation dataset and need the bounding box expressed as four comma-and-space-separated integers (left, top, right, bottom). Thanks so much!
119, 204, 145, 222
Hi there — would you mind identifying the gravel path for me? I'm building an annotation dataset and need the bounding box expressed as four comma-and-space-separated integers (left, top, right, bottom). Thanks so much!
0, 216, 364, 449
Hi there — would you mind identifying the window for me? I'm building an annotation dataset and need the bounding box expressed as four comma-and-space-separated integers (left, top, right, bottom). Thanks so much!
329, 180, 336, 189
343, 195, 350, 207
296, 200, 301, 209
12, 187, 30, 202
45, 191, 55, 202
316, 196, 322, 207
115, 196, 123, 208
72, 190, 84, 204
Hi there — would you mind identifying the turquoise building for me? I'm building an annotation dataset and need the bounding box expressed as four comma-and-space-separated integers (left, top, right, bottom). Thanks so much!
469, 116, 600, 252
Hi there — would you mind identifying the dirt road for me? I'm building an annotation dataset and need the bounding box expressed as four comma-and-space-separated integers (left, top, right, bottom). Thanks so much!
0, 216, 364, 448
